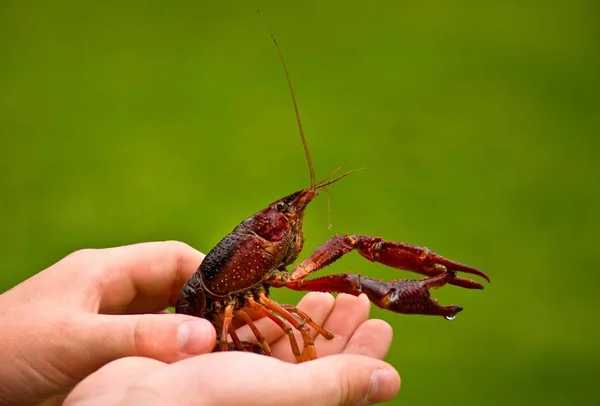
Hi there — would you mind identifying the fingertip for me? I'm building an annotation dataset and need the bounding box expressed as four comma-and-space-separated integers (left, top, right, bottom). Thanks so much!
301, 354, 400, 405
297, 291, 335, 309
367, 368, 401, 404
364, 318, 393, 341
335, 292, 369, 311
358, 292, 371, 307
177, 318, 217, 357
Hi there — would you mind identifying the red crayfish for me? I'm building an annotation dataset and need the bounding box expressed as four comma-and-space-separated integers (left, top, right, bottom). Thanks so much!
176, 32, 490, 362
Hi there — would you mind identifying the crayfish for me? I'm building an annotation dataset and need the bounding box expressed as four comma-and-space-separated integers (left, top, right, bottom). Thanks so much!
176, 31, 490, 362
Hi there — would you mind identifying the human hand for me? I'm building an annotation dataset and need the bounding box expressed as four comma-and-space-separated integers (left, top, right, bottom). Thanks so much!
0, 242, 400, 405
65, 291, 399, 405
0, 242, 215, 405
65, 353, 399, 406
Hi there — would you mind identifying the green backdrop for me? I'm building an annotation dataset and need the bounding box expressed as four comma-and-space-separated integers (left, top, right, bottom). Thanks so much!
1, 1, 598, 404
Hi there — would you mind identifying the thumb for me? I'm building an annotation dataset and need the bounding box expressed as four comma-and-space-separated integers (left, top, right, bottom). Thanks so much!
137, 352, 400, 406
296, 354, 401, 405
3, 313, 215, 406
78, 313, 216, 364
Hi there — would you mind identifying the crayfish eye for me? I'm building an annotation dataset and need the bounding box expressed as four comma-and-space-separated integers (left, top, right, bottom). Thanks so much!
275, 201, 287, 212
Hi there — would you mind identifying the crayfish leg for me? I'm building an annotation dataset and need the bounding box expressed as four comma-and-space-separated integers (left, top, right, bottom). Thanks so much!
234, 309, 272, 356
220, 303, 236, 352
248, 297, 304, 363
286, 272, 463, 319
228, 328, 245, 351
281, 305, 335, 340
215, 341, 267, 355
257, 292, 318, 362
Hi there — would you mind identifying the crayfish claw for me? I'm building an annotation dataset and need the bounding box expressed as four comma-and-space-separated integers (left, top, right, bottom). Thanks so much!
288, 272, 468, 318
450, 276, 485, 290
376, 276, 465, 318
349, 235, 489, 288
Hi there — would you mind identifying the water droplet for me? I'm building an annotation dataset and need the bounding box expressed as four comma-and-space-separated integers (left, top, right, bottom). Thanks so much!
445, 315, 456, 321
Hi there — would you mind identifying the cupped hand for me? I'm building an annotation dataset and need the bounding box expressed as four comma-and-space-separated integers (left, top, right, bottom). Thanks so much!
0, 242, 212, 405
65, 292, 399, 405
0, 241, 400, 405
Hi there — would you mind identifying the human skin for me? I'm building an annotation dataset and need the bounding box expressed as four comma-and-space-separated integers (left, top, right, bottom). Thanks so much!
0, 241, 400, 405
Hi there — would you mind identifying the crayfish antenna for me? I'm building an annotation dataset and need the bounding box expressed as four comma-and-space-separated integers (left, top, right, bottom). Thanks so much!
316, 167, 366, 189
322, 187, 333, 229
319, 162, 347, 184
257, 10, 315, 190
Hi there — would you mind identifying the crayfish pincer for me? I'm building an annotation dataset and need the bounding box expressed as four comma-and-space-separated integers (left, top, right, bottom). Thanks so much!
175, 32, 490, 362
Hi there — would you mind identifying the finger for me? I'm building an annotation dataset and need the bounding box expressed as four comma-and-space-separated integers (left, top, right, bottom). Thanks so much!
342, 319, 394, 359
294, 292, 336, 340
308, 293, 371, 357
297, 354, 400, 405
136, 352, 400, 406
6, 241, 203, 314
62, 241, 204, 313
58, 312, 216, 383
98, 313, 216, 362
3, 311, 214, 406
65, 357, 166, 405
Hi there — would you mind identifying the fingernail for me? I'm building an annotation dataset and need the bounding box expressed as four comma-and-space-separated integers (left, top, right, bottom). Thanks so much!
366, 368, 400, 404
177, 319, 214, 356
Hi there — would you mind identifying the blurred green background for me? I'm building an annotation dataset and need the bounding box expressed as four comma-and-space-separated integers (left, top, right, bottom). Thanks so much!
1, 0, 598, 404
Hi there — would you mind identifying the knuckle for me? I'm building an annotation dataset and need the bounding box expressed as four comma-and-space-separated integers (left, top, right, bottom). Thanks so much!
162, 240, 193, 252
57, 248, 102, 279
338, 366, 358, 406
161, 240, 200, 268
63, 248, 98, 264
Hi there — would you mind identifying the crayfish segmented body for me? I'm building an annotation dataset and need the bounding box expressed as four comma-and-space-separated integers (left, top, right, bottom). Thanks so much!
176, 188, 489, 361
175, 26, 489, 362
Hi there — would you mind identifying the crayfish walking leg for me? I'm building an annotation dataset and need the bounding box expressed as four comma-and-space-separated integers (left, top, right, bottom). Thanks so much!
234, 309, 272, 356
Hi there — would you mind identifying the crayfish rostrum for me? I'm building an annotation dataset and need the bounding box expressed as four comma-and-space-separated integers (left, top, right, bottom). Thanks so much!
175, 33, 490, 362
